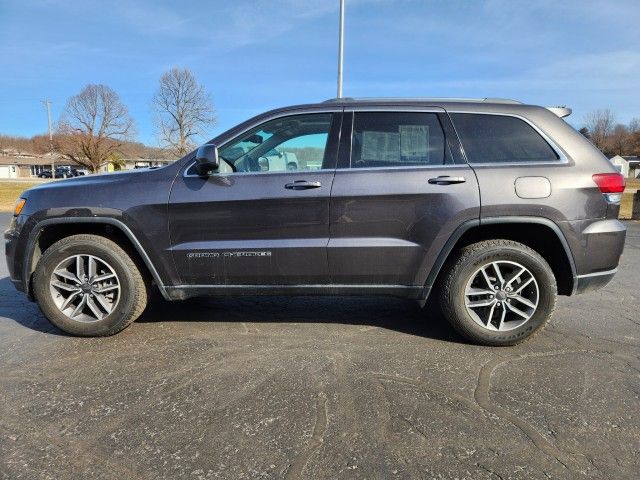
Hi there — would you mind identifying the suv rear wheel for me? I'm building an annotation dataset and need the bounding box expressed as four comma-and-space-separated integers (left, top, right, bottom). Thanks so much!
439, 240, 557, 346
33, 234, 148, 336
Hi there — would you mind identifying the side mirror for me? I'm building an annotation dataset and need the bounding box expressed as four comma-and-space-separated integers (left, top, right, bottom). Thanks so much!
195, 144, 220, 176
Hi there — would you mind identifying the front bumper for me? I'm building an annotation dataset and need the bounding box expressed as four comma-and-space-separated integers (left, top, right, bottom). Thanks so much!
4, 215, 26, 293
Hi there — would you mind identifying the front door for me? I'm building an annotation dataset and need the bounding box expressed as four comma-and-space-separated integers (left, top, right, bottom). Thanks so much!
328, 109, 481, 288
169, 111, 342, 286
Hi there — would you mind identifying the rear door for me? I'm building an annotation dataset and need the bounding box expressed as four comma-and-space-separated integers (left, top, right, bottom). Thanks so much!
169, 111, 342, 286
328, 107, 480, 289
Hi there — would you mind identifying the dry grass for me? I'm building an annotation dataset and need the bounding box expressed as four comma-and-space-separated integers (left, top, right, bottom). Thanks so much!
625, 177, 640, 190
0, 182, 41, 212
620, 192, 637, 220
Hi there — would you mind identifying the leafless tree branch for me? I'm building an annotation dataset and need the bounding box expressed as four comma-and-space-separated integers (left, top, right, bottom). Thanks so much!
584, 109, 615, 152
152, 67, 216, 157
56, 84, 136, 172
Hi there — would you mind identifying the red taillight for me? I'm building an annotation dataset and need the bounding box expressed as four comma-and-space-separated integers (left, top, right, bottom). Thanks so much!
592, 173, 625, 194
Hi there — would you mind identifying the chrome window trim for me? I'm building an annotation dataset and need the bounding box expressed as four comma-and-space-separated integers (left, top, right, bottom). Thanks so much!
184, 107, 569, 176
335, 164, 469, 173
185, 163, 466, 178
446, 110, 570, 166
185, 168, 335, 179
183, 108, 342, 178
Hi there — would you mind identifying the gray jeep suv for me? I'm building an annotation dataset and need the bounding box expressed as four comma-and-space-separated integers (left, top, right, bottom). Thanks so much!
5, 98, 626, 345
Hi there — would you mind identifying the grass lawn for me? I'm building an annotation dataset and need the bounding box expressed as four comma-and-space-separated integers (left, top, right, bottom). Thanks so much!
0, 182, 42, 212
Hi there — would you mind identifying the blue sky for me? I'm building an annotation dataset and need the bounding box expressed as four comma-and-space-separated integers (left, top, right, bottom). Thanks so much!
0, 0, 638, 146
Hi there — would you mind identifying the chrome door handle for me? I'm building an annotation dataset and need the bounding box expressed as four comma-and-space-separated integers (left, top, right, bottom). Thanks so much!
285, 180, 322, 190
428, 176, 466, 185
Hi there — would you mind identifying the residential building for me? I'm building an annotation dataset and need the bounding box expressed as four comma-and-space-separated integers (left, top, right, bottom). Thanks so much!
609, 155, 640, 178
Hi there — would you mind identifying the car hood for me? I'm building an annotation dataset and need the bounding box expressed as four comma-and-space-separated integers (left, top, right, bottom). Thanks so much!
19, 164, 182, 217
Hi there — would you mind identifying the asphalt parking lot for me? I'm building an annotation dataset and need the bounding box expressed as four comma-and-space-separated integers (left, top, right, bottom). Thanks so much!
1, 213, 639, 480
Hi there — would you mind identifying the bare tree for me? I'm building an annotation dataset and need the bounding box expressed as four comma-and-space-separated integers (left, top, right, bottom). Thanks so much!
584, 109, 615, 152
630, 118, 640, 156
57, 84, 135, 173
152, 67, 216, 157
608, 124, 632, 156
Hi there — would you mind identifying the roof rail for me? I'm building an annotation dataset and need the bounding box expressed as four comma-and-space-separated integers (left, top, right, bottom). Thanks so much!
322, 97, 522, 104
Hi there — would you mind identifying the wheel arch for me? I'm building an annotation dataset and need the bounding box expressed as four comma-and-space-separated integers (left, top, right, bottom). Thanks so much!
23, 218, 170, 300
423, 217, 577, 302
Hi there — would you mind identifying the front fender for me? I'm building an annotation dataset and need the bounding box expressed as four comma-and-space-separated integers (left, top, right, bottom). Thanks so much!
21, 216, 172, 300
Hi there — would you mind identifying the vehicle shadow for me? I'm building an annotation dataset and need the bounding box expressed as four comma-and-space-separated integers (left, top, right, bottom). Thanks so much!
1, 276, 463, 343
137, 290, 464, 343
0, 277, 65, 335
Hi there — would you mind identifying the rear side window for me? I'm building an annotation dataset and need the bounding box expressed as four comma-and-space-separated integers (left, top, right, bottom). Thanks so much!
350, 112, 451, 168
451, 113, 559, 164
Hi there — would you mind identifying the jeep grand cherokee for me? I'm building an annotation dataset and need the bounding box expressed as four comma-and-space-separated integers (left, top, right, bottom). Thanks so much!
5, 98, 626, 345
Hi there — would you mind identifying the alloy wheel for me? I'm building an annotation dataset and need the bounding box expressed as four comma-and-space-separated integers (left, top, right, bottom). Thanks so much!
464, 260, 539, 331
49, 254, 121, 322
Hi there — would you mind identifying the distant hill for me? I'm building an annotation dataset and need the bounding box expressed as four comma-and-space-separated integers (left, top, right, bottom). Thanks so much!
0, 133, 175, 160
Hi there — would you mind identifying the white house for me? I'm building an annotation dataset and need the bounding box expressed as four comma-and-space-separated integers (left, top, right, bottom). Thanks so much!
0, 155, 69, 178
609, 155, 640, 178
0, 153, 174, 178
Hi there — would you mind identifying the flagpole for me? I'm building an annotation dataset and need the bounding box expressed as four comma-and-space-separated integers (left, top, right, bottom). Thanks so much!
337, 0, 345, 98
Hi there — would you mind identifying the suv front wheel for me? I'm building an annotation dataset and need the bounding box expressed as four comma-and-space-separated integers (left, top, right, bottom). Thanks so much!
440, 240, 557, 346
33, 234, 148, 336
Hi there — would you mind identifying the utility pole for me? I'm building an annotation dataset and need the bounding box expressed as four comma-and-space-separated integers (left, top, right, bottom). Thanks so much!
41, 99, 55, 178
337, 0, 345, 98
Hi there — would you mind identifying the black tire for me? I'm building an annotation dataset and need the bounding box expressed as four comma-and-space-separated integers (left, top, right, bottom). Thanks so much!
33, 234, 148, 336
439, 240, 557, 346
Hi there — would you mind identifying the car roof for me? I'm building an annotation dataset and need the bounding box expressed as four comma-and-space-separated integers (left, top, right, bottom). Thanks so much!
209, 97, 565, 147
242, 97, 556, 121
257, 97, 552, 117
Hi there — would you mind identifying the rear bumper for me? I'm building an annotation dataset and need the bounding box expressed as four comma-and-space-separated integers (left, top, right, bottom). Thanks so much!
558, 218, 625, 295
575, 269, 617, 294
560, 217, 625, 270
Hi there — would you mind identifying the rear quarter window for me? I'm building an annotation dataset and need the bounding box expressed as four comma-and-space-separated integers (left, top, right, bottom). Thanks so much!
450, 113, 559, 164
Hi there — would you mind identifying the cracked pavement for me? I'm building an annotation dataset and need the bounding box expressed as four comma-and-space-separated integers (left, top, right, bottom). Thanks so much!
1, 213, 639, 479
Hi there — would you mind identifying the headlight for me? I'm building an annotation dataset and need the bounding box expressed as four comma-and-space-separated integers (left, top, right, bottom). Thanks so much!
13, 198, 26, 216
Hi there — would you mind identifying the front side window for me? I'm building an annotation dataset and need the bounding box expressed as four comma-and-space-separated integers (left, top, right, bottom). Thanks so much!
217, 113, 333, 173
350, 112, 448, 168
450, 113, 559, 164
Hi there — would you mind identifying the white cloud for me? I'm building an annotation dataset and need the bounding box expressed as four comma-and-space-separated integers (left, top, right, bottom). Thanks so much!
113, 2, 195, 36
